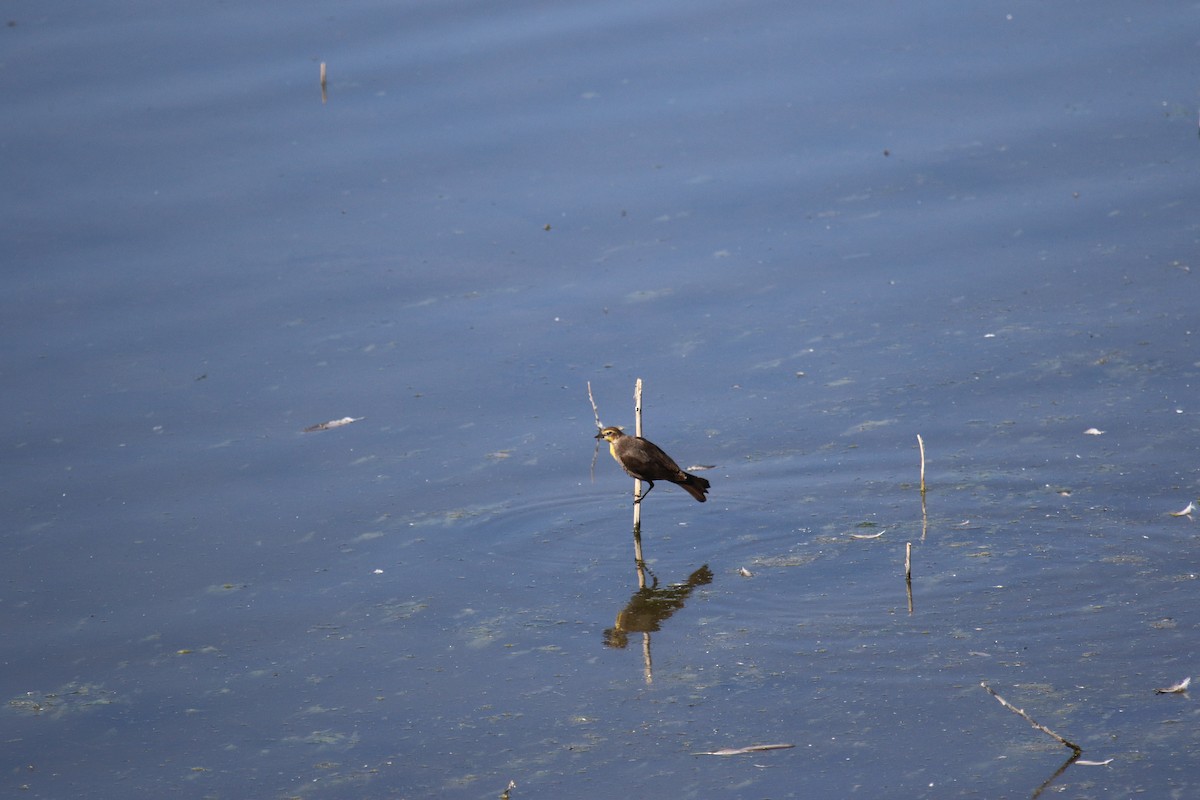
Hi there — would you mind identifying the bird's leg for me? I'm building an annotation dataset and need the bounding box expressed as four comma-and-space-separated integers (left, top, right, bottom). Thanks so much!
633, 481, 655, 504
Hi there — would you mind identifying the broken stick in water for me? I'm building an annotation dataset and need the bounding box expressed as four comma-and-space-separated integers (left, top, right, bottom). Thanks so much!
980, 682, 1081, 755
1155, 676, 1191, 694
303, 416, 361, 432
693, 743, 795, 756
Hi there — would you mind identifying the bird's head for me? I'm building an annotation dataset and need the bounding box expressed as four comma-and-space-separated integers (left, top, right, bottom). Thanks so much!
595, 426, 625, 442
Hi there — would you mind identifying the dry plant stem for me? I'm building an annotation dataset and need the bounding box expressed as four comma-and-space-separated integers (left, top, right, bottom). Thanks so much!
633, 379, 644, 528
980, 682, 1082, 755
631, 379, 645, 582
917, 434, 926, 496
587, 382, 603, 480
904, 541, 913, 613
633, 381, 643, 438
587, 381, 602, 431
917, 434, 928, 540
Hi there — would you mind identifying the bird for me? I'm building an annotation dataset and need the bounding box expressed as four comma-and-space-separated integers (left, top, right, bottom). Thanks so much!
595, 426, 710, 503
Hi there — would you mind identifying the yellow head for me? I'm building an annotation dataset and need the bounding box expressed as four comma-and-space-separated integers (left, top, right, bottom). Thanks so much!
595, 426, 624, 443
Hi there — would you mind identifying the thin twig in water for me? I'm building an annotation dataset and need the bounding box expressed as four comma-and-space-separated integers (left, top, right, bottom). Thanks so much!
1169, 501, 1196, 517
904, 541, 914, 613
917, 434, 926, 497
980, 682, 1081, 755
1155, 676, 1191, 694
587, 382, 603, 480
303, 416, 362, 432
587, 381, 602, 432
917, 434, 928, 540
693, 743, 794, 756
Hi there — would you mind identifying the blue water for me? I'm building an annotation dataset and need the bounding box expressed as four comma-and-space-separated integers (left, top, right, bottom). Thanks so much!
4, 2, 1199, 798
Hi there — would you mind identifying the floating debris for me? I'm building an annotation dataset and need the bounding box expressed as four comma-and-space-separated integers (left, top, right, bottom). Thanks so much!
1076, 758, 1114, 766
304, 416, 363, 433
693, 743, 794, 756
737, 567, 754, 578
1169, 501, 1197, 517
1155, 677, 1191, 694
979, 682, 1081, 755
1083, 427, 1105, 436
849, 531, 886, 540
7, 682, 121, 719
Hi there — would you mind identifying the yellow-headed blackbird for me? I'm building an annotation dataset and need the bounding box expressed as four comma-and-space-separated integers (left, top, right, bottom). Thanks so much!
595, 426, 710, 503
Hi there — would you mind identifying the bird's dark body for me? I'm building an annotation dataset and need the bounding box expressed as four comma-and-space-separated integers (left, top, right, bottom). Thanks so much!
595, 426, 710, 503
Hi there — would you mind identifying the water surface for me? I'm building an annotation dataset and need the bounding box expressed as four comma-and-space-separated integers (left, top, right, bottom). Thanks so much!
3, 1, 1199, 798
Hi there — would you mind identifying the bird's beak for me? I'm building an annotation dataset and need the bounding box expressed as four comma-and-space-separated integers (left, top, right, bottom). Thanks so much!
594, 431, 603, 439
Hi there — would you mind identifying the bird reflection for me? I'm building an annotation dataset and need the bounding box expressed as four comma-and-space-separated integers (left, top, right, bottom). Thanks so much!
604, 564, 713, 649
